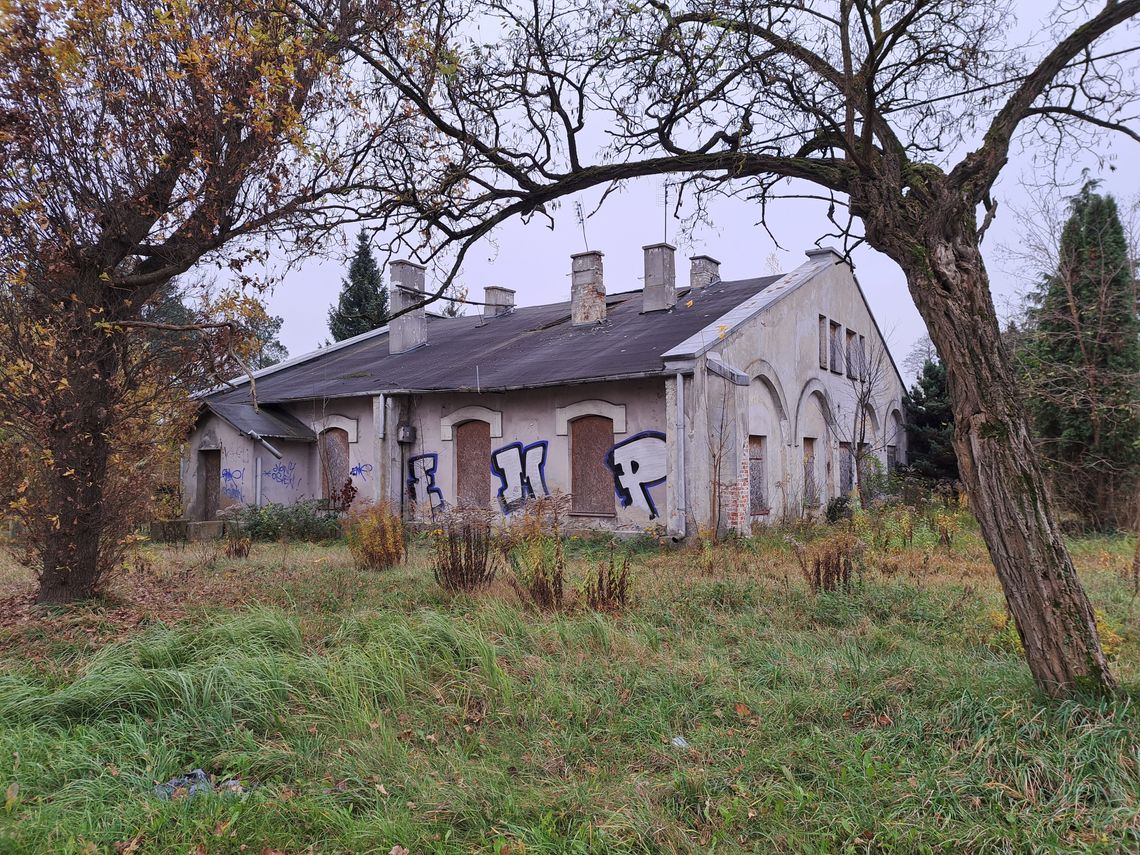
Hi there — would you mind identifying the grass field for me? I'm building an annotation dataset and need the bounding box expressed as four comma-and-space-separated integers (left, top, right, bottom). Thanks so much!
0, 516, 1137, 853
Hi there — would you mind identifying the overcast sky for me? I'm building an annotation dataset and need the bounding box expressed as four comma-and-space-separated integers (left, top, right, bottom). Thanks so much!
261, 7, 1139, 375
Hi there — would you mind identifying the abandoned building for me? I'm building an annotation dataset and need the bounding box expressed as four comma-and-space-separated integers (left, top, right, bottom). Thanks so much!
183, 244, 907, 536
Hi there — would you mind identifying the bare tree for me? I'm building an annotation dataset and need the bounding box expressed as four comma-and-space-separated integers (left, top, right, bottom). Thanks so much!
324, 0, 1140, 696
833, 338, 897, 506
902, 335, 938, 379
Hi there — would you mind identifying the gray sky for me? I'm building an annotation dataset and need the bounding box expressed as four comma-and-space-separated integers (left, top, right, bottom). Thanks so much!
262, 9, 1139, 377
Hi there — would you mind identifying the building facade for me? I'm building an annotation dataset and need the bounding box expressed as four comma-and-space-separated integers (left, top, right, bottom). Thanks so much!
183, 244, 907, 536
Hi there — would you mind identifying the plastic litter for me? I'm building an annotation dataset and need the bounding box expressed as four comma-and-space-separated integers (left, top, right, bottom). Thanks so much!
670, 735, 690, 749
154, 769, 250, 800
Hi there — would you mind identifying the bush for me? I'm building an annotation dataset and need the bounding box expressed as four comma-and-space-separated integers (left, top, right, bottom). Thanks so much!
230, 501, 341, 542
432, 509, 499, 593
584, 544, 631, 612
792, 532, 860, 594
502, 495, 569, 611
825, 495, 852, 523
343, 503, 405, 570
224, 534, 251, 559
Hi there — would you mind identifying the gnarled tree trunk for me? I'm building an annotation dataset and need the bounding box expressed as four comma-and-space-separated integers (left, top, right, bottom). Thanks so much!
875, 211, 1116, 697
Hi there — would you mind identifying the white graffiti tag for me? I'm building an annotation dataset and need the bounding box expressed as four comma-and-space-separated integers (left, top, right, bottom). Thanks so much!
407, 453, 445, 513
491, 440, 549, 512
605, 431, 668, 519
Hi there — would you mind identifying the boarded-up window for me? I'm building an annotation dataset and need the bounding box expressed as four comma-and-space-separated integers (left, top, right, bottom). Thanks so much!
829, 321, 843, 373
571, 415, 615, 515
887, 445, 898, 471
846, 330, 858, 378
818, 315, 828, 369
199, 449, 220, 521
749, 435, 768, 515
803, 437, 819, 507
320, 427, 351, 501
839, 442, 854, 496
455, 419, 491, 508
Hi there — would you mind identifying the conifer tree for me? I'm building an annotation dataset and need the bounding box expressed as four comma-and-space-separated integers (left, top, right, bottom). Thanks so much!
903, 359, 959, 483
328, 232, 389, 341
1022, 183, 1140, 529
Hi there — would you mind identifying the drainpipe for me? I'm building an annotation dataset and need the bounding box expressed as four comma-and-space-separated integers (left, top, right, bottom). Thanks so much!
674, 371, 687, 540
254, 456, 262, 507
246, 430, 283, 460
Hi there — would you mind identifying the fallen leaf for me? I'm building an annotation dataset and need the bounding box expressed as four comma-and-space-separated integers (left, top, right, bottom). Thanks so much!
389, 847, 409, 855
4, 782, 17, 812
112, 836, 142, 855
369, 720, 380, 731
734, 702, 752, 719
374, 783, 390, 796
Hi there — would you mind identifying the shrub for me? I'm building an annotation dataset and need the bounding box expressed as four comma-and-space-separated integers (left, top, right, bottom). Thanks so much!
224, 535, 251, 559
584, 544, 630, 612
792, 532, 860, 594
230, 501, 341, 542
825, 495, 852, 523
432, 509, 499, 593
343, 503, 405, 570
503, 495, 569, 611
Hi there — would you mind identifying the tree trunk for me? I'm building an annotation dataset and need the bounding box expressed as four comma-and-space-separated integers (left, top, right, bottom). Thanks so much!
894, 227, 1116, 698
36, 328, 116, 604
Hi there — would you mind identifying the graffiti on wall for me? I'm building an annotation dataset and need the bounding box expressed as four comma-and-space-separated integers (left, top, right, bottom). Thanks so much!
605, 431, 667, 519
407, 453, 445, 514
351, 463, 373, 480
490, 440, 549, 512
221, 467, 244, 502
264, 461, 300, 490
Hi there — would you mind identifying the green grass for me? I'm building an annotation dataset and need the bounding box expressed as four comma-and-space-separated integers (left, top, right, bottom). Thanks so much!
0, 525, 1137, 853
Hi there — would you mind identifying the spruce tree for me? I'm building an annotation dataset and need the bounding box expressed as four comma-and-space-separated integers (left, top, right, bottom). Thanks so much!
1023, 182, 1140, 529
903, 358, 959, 482
328, 232, 389, 341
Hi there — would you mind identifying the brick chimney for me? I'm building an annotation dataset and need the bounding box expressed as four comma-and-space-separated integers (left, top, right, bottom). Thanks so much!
484, 286, 515, 317
642, 242, 677, 312
570, 250, 606, 325
389, 260, 427, 354
690, 254, 721, 290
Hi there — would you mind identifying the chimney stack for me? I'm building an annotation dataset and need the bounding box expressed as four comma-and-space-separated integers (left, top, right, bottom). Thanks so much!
570, 250, 606, 325
483, 286, 515, 317
642, 243, 677, 312
690, 254, 721, 290
389, 260, 427, 354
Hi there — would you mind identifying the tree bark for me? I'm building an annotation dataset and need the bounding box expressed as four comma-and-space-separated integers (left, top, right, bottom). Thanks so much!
35, 316, 117, 605
883, 218, 1116, 698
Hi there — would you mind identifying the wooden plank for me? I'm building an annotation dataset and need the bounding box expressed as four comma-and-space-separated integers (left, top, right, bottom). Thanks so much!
455, 420, 491, 508
571, 415, 615, 515
320, 428, 351, 500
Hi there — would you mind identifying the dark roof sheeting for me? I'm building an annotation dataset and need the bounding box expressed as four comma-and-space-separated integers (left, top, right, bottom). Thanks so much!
207, 276, 780, 405
205, 402, 317, 441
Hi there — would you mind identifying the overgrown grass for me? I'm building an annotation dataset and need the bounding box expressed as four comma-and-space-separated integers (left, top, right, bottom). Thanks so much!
0, 520, 1137, 853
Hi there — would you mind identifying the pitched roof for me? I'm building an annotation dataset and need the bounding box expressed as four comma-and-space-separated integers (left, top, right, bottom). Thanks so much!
206, 275, 781, 406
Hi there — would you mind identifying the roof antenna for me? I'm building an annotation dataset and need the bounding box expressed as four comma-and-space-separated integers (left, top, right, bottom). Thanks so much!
659, 179, 670, 243
575, 201, 589, 251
